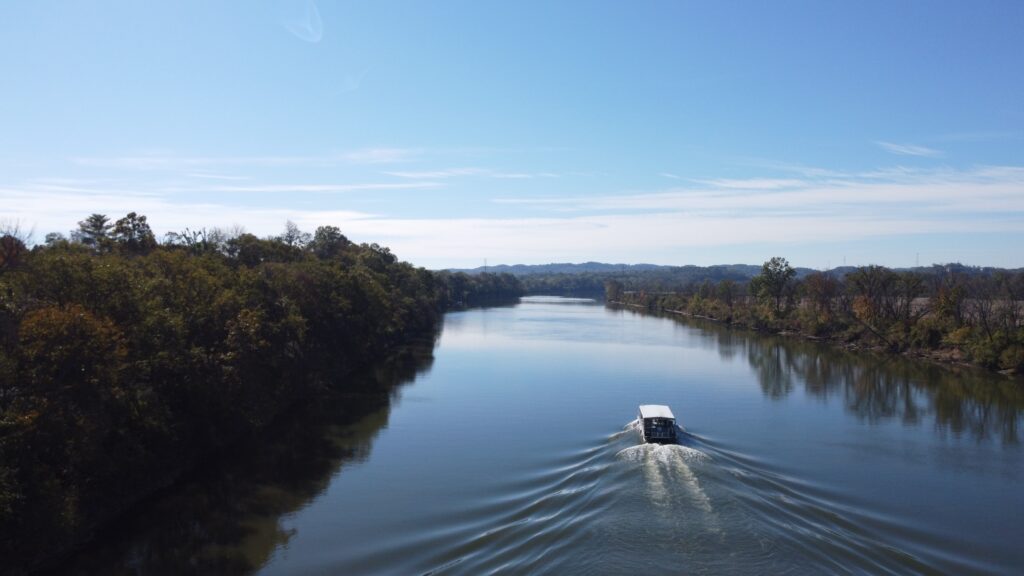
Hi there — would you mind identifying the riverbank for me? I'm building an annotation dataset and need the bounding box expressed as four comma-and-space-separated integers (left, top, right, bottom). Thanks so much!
609, 300, 1022, 378
46, 296, 1024, 575
49, 338, 437, 575
0, 223, 522, 574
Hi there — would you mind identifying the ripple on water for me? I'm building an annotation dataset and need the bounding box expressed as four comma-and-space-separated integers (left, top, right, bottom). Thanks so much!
321, 424, 971, 576
615, 442, 710, 465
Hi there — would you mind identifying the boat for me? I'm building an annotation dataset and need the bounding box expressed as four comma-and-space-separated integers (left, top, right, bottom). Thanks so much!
637, 404, 677, 443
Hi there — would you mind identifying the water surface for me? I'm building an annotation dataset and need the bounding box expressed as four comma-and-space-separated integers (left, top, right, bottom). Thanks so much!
58, 296, 1024, 575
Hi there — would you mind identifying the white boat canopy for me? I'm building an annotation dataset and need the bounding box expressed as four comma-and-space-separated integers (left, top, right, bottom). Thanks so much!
638, 405, 675, 420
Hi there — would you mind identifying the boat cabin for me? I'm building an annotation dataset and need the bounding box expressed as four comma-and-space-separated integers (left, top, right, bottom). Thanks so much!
638, 404, 677, 443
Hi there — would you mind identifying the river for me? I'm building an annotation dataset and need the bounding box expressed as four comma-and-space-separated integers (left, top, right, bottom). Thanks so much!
55, 296, 1024, 575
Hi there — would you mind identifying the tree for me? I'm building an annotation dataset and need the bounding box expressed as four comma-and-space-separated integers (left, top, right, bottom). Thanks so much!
308, 226, 349, 259
847, 265, 894, 325
751, 257, 796, 315
967, 276, 997, 339
0, 220, 33, 243
74, 214, 112, 251
0, 235, 27, 270
933, 271, 967, 327
995, 272, 1023, 333
279, 221, 311, 248
803, 272, 838, 316
697, 280, 714, 299
17, 304, 126, 404
604, 279, 624, 302
111, 212, 157, 255
0, 219, 466, 570
891, 272, 924, 326
44, 232, 68, 248
358, 243, 397, 272
716, 279, 738, 310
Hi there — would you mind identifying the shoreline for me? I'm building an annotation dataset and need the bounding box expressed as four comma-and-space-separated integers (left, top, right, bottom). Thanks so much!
608, 301, 1020, 378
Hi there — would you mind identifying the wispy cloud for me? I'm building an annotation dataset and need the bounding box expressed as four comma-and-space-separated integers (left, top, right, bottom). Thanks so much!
72, 148, 423, 170
384, 168, 487, 179
187, 172, 251, 181
384, 167, 558, 179
283, 0, 323, 43
4, 179, 440, 199
8, 163, 1023, 269
876, 141, 943, 157
2, 184, 374, 238
660, 173, 682, 180
296, 210, 1024, 269
167, 182, 441, 193
0, 175, 441, 241
342, 148, 422, 164
696, 178, 806, 190
495, 165, 1024, 215
10, 178, 1022, 268
73, 155, 317, 170
933, 130, 1024, 143
491, 172, 537, 179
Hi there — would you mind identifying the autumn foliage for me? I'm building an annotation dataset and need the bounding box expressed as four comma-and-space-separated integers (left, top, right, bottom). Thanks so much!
0, 215, 521, 572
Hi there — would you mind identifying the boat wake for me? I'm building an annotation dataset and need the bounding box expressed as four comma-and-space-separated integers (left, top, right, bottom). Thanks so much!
616, 443, 713, 514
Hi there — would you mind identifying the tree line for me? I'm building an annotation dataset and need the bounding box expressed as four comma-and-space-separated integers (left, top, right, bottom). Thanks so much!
0, 214, 522, 572
607, 257, 1024, 374
515, 264, 761, 296
688, 319, 1022, 444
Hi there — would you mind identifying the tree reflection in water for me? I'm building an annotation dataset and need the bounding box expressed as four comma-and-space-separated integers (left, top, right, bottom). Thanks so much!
624, 310, 1020, 443
53, 335, 439, 575
722, 322, 1022, 444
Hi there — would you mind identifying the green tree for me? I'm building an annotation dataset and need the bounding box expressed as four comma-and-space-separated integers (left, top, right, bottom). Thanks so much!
604, 279, 624, 301
111, 212, 157, 255
74, 214, 113, 251
308, 225, 349, 259
44, 232, 68, 248
0, 218, 472, 570
229, 233, 302, 266
18, 304, 126, 400
716, 279, 738, 311
751, 257, 796, 315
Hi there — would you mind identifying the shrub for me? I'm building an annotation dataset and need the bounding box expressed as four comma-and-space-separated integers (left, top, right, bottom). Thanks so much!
998, 345, 1024, 372
910, 317, 944, 349
944, 326, 973, 346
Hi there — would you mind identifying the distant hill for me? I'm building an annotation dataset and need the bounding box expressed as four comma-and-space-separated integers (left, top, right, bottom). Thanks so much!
446, 262, 797, 296
448, 261, 1022, 279
443, 261, 1023, 297
448, 262, 665, 275
449, 262, 816, 279
832, 263, 1023, 278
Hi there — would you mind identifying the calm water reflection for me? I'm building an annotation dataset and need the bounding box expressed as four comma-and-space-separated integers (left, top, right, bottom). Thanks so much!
53, 341, 438, 575
685, 315, 1022, 444
54, 297, 1024, 575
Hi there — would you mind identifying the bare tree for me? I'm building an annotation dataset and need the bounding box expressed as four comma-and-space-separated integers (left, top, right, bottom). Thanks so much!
278, 221, 311, 248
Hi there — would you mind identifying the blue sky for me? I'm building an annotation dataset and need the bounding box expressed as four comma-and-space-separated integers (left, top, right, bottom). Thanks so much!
2, 0, 1023, 269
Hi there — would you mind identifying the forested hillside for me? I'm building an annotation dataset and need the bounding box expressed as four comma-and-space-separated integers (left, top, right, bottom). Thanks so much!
517, 264, 763, 296
610, 257, 1024, 374
453, 262, 815, 296
0, 214, 521, 572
